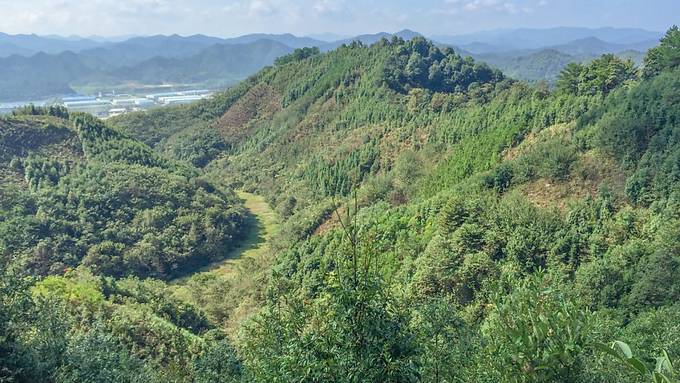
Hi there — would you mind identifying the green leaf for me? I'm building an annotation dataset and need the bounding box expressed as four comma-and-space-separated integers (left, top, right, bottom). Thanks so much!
626, 357, 650, 376
612, 340, 633, 359
652, 371, 671, 383
594, 342, 625, 362
656, 351, 674, 374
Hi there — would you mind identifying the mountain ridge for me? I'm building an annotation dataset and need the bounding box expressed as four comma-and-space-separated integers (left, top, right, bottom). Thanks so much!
0, 27, 664, 101
433, 26, 663, 49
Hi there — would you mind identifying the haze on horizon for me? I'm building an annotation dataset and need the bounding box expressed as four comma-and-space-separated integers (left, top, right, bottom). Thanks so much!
0, 0, 676, 38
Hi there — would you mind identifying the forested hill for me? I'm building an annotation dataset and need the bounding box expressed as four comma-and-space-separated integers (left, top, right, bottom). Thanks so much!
0, 107, 247, 280
1, 27, 679, 382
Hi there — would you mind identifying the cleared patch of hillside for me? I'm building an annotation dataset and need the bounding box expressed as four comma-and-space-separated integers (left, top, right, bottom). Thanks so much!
215, 84, 283, 144
171, 191, 280, 333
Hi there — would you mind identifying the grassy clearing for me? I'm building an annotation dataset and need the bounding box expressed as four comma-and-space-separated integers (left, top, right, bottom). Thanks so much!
169, 191, 280, 332
210, 190, 280, 279
172, 191, 280, 284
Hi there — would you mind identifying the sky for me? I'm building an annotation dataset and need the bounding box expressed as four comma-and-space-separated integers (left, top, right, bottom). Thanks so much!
0, 0, 676, 38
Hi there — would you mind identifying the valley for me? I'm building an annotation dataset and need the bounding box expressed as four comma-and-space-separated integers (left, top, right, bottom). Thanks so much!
0, 21, 679, 383
173, 191, 279, 282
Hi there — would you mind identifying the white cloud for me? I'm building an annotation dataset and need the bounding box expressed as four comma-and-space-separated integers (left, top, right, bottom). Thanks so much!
439, 0, 534, 15
0, 0, 189, 35
501, 2, 519, 13
248, 0, 275, 17
464, 0, 500, 11
0, 0, 668, 38
313, 0, 345, 14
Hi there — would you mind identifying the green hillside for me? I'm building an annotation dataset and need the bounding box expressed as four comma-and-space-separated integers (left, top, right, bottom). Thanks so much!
0, 107, 247, 279
2, 27, 679, 382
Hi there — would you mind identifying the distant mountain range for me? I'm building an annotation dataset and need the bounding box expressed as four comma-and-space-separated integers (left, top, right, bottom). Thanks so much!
426, 27, 660, 84
433, 27, 662, 52
110, 40, 293, 85
471, 48, 642, 84
0, 27, 664, 101
0, 38, 294, 101
465, 33, 655, 83
545, 36, 658, 56
0, 33, 104, 57
307, 33, 350, 42
222, 33, 324, 49
78, 35, 228, 68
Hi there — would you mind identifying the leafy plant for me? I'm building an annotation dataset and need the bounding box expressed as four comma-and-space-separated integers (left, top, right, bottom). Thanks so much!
595, 340, 676, 383
482, 272, 592, 383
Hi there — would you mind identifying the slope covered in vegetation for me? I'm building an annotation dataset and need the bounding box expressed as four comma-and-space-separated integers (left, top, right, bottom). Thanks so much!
0, 107, 251, 382
0, 107, 247, 279
2, 27, 680, 382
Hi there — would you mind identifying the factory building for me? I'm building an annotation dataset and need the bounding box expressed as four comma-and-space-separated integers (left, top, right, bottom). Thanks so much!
134, 98, 155, 106
62, 96, 96, 103
111, 98, 155, 107
146, 90, 211, 102
63, 100, 111, 108
54, 89, 213, 117
158, 95, 205, 105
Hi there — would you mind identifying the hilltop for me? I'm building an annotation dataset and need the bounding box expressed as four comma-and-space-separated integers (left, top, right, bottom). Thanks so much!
1, 26, 679, 382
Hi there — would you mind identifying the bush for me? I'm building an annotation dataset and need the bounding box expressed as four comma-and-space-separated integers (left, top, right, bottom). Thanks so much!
482, 273, 592, 383
193, 340, 243, 383
482, 162, 514, 193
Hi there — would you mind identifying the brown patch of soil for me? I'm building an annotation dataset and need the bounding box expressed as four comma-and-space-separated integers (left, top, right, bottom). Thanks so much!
521, 151, 627, 210
504, 123, 572, 161
313, 205, 343, 236
214, 84, 282, 143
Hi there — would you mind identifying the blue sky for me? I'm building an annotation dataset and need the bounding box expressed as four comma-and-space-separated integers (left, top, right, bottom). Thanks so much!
0, 0, 676, 37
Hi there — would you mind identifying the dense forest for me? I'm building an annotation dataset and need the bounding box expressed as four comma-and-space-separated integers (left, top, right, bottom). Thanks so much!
1, 26, 679, 382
